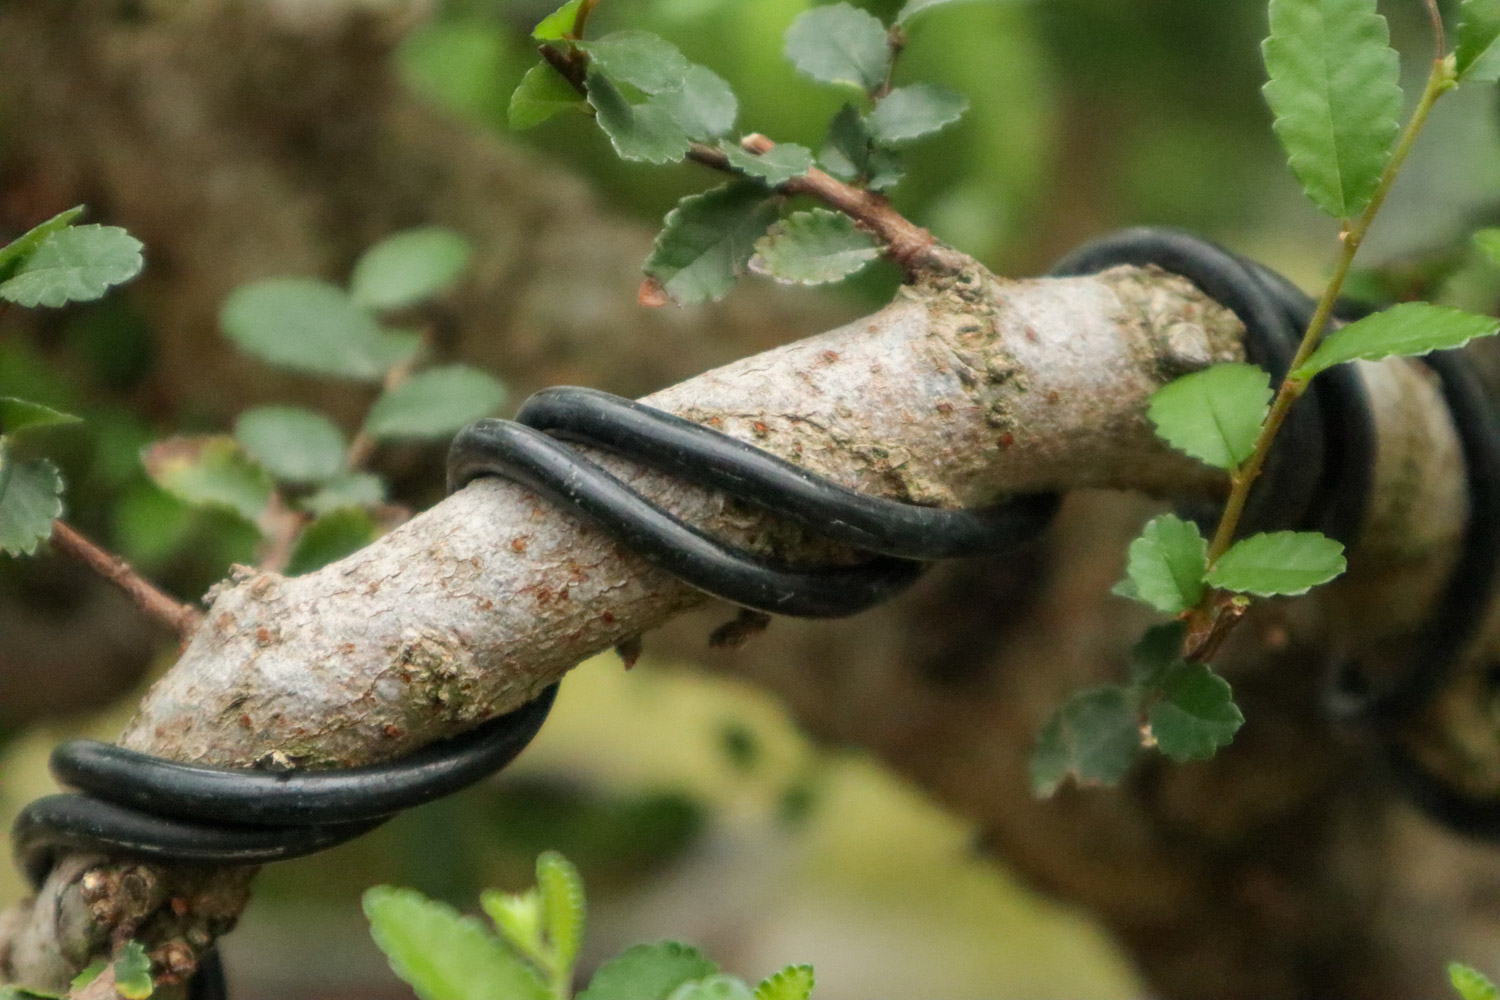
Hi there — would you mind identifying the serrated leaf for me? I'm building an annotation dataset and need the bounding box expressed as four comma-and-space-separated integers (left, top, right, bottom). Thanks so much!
70, 961, 108, 993
533, 0, 583, 40
142, 436, 273, 523
301, 471, 385, 515
1029, 686, 1141, 797
364, 365, 506, 441
364, 886, 550, 1000
221, 278, 419, 382
1476, 228, 1500, 269
645, 182, 780, 304
577, 942, 718, 1000
754, 965, 814, 1000
1146, 663, 1243, 762
1293, 302, 1500, 379
1450, 963, 1500, 1000
1147, 362, 1271, 470
668, 975, 755, 1000
0, 225, 144, 308
510, 62, 588, 131
481, 889, 548, 970
867, 84, 968, 145
720, 142, 814, 186
1112, 514, 1208, 614
784, 3, 891, 92
0, 205, 85, 278
1261, 0, 1401, 219
818, 104, 870, 182
234, 406, 346, 484
113, 941, 154, 1000
0, 456, 62, 555
285, 508, 378, 576
866, 147, 904, 191
896, 0, 978, 23
350, 227, 472, 311
749, 209, 881, 285
581, 31, 691, 94
537, 851, 586, 975
1129, 621, 1188, 686
654, 66, 738, 141
586, 72, 691, 165
1456, 0, 1500, 81
1206, 530, 1346, 596
0, 397, 81, 436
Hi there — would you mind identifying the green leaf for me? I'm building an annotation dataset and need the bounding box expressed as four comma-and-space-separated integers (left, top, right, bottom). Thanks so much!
113, 941, 154, 1000
481, 889, 548, 970
1293, 303, 1500, 379
1029, 686, 1141, 797
1146, 663, 1243, 762
533, 0, 584, 40
866, 84, 969, 145
754, 966, 814, 1000
70, 962, 108, 993
537, 851, 586, 975
895, 0, 977, 23
1206, 530, 1346, 596
1450, 963, 1500, 1000
0, 225, 144, 308
1129, 621, 1188, 686
285, 508, 378, 576
577, 942, 718, 1000
142, 436, 273, 523
654, 66, 738, 141
364, 886, 550, 1000
750, 209, 881, 285
1261, 0, 1401, 219
1476, 228, 1500, 269
234, 406, 347, 485
644, 182, 780, 304
1456, 0, 1500, 81
301, 471, 386, 515
363, 365, 507, 441
667, 976, 754, 1000
1112, 514, 1208, 614
0, 989, 64, 1000
586, 72, 691, 165
784, 3, 891, 92
818, 104, 870, 182
0, 455, 62, 556
580, 31, 691, 94
221, 278, 419, 382
720, 141, 815, 186
1147, 362, 1271, 470
0, 397, 81, 436
510, 62, 588, 130
0, 205, 85, 278
350, 227, 473, 311
865, 148, 905, 191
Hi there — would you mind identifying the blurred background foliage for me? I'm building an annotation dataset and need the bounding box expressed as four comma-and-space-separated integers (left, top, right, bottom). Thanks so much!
3, 0, 1500, 997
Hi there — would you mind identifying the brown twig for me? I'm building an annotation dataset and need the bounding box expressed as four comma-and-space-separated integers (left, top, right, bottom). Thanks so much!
48, 520, 201, 641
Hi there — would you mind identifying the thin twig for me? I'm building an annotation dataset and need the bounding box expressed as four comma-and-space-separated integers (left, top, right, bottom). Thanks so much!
48, 520, 201, 641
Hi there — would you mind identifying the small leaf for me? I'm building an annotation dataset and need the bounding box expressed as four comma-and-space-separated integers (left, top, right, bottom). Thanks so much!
0, 989, 64, 1000
0, 397, 81, 436
301, 472, 386, 515
1147, 362, 1271, 470
234, 406, 347, 484
1112, 514, 1208, 614
896, 0, 976, 23
221, 278, 419, 382
1206, 530, 1346, 596
350, 227, 473, 311
1029, 686, 1141, 797
818, 104, 870, 182
533, 0, 584, 40
70, 962, 108, 993
0, 225, 144, 308
1146, 663, 1244, 762
481, 889, 548, 970
654, 66, 738, 141
537, 851, 587, 975
667, 976, 754, 1000
866, 148, 905, 191
586, 72, 691, 165
720, 141, 815, 186
0, 456, 63, 556
510, 62, 587, 130
866, 84, 968, 145
285, 508, 378, 576
644, 182, 780, 304
576, 942, 718, 1000
1293, 302, 1500, 379
750, 209, 881, 285
580, 31, 691, 94
364, 886, 550, 1000
364, 365, 507, 441
784, 3, 891, 92
1129, 621, 1188, 686
1450, 962, 1500, 1000
113, 941, 154, 1000
0, 205, 85, 278
754, 965, 814, 1000
1261, 0, 1401, 219
142, 436, 273, 523
1476, 228, 1500, 269
1456, 0, 1500, 81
